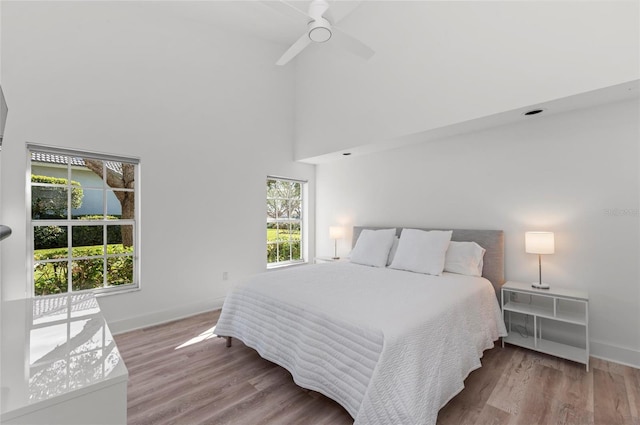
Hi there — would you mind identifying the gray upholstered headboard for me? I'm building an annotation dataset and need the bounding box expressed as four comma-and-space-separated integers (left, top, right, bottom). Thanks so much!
352, 226, 505, 295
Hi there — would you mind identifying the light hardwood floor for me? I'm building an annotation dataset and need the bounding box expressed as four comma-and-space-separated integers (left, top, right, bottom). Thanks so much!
114, 310, 640, 425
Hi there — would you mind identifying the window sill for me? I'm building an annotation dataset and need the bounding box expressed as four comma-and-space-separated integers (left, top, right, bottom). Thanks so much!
266, 261, 308, 271
94, 286, 140, 297
34, 286, 140, 299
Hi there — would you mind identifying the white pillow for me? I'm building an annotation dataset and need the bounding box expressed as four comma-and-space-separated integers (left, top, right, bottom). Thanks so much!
389, 229, 453, 275
386, 236, 400, 266
444, 241, 486, 277
350, 228, 396, 268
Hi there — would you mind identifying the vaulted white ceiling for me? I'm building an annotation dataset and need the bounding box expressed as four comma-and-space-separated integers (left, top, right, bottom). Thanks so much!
138, 1, 363, 47
151, 1, 640, 162
77, 1, 640, 161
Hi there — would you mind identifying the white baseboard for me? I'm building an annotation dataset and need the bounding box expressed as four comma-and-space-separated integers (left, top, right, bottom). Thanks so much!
108, 297, 225, 335
590, 339, 640, 369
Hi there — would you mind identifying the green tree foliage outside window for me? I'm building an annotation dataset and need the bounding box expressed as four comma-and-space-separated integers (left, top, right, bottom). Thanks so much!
30, 155, 137, 296
267, 178, 303, 264
34, 245, 134, 296
31, 174, 83, 219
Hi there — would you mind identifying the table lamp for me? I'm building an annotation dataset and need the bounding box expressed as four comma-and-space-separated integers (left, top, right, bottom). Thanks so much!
525, 231, 555, 289
329, 226, 345, 259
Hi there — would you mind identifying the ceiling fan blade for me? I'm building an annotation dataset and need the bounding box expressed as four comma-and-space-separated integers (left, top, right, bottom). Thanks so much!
276, 33, 313, 66
322, 5, 334, 23
261, 0, 311, 22
333, 26, 375, 61
310, 0, 330, 20
329, 1, 363, 25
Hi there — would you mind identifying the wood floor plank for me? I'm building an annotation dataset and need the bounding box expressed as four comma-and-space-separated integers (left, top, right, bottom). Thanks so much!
624, 364, 640, 420
259, 392, 336, 425
127, 349, 254, 406
113, 310, 640, 425
514, 364, 562, 425
252, 389, 318, 425
594, 368, 633, 425
548, 401, 594, 425
473, 404, 512, 425
178, 370, 300, 425
438, 344, 513, 425
486, 348, 536, 415
557, 360, 594, 412
128, 346, 274, 421
592, 356, 631, 375
127, 342, 258, 402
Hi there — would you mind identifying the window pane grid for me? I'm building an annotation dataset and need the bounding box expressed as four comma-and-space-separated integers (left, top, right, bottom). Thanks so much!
30, 147, 138, 297
34, 258, 68, 265
31, 183, 69, 188
267, 177, 304, 266
105, 253, 134, 259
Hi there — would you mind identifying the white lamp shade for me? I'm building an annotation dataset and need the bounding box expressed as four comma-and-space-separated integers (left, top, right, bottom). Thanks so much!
525, 232, 555, 254
329, 226, 345, 240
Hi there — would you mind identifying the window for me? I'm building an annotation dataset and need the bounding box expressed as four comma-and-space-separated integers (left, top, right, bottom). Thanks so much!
28, 144, 140, 296
267, 176, 305, 267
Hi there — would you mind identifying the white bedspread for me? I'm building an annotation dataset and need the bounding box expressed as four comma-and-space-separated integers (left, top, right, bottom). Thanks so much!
215, 262, 507, 425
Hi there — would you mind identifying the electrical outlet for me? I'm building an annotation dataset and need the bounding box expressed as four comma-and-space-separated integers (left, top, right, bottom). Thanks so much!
222, 271, 229, 281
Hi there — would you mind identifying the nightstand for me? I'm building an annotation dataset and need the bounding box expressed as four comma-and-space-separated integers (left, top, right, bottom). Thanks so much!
501, 281, 589, 371
314, 256, 347, 264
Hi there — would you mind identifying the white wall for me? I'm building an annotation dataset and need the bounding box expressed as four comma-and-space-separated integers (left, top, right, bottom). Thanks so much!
315, 99, 640, 367
0, 2, 315, 331
294, 1, 640, 160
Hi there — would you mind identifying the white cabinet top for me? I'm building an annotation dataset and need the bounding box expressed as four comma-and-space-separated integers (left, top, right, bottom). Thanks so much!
503, 280, 589, 301
1, 293, 128, 421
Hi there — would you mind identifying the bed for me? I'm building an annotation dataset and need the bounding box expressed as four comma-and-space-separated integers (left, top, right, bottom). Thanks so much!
215, 227, 507, 425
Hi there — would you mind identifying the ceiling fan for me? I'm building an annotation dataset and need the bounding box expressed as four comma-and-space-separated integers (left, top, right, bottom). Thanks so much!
265, 0, 375, 66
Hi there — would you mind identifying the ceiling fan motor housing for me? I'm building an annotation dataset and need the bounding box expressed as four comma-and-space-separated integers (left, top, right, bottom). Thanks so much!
308, 17, 332, 43
273, 0, 373, 65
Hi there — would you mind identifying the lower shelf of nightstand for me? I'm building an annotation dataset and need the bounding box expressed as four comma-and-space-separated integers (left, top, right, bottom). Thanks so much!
503, 332, 588, 366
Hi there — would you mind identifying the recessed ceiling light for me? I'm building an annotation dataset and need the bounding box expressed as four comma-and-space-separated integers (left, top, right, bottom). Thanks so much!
524, 109, 544, 116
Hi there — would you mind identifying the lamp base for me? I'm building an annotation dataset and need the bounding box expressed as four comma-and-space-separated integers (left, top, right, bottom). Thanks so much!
531, 282, 550, 289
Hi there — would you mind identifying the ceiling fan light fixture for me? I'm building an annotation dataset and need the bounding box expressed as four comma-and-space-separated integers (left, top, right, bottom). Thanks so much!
271, 0, 373, 66
308, 18, 332, 43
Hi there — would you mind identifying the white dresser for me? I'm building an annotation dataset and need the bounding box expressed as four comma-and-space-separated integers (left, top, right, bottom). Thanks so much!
1, 293, 128, 424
